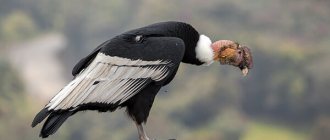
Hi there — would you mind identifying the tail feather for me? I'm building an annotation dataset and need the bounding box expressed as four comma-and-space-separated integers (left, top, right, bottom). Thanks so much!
31, 108, 50, 127
39, 111, 74, 138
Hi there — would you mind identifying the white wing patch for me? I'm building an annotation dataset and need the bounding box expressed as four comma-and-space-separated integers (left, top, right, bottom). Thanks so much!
47, 53, 171, 110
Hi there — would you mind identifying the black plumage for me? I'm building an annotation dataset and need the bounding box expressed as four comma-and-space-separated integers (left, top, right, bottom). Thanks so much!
32, 21, 253, 140
32, 21, 203, 138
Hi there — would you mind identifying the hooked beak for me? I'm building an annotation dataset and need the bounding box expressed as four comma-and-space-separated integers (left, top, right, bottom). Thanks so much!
242, 67, 249, 77
239, 45, 253, 77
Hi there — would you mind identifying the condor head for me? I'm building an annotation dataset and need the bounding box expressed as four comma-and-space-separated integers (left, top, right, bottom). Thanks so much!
212, 40, 253, 76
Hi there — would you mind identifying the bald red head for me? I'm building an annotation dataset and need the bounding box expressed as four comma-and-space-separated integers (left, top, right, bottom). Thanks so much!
211, 40, 253, 76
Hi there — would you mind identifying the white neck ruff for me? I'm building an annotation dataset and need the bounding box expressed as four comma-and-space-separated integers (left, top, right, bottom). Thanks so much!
195, 35, 214, 65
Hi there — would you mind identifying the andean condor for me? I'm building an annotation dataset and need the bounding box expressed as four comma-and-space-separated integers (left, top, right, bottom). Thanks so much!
31, 21, 253, 140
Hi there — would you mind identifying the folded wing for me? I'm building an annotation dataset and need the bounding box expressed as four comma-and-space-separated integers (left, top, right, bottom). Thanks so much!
47, 53, 172, 110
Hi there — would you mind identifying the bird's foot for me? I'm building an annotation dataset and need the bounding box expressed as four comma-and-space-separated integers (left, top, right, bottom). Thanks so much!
139, 136, 151, 140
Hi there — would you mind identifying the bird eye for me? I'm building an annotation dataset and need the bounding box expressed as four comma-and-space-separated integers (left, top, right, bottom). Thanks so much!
135, 35, 143, 42
230, 58, 236, 63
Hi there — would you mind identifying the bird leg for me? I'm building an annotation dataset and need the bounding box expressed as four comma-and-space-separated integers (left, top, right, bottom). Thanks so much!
135, 121, 151, 140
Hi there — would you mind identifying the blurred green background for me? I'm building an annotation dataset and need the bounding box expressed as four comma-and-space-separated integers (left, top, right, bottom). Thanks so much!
1, 0, 330, 140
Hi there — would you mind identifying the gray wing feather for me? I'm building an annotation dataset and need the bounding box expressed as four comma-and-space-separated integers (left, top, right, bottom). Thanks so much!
47, 53, 171, 110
